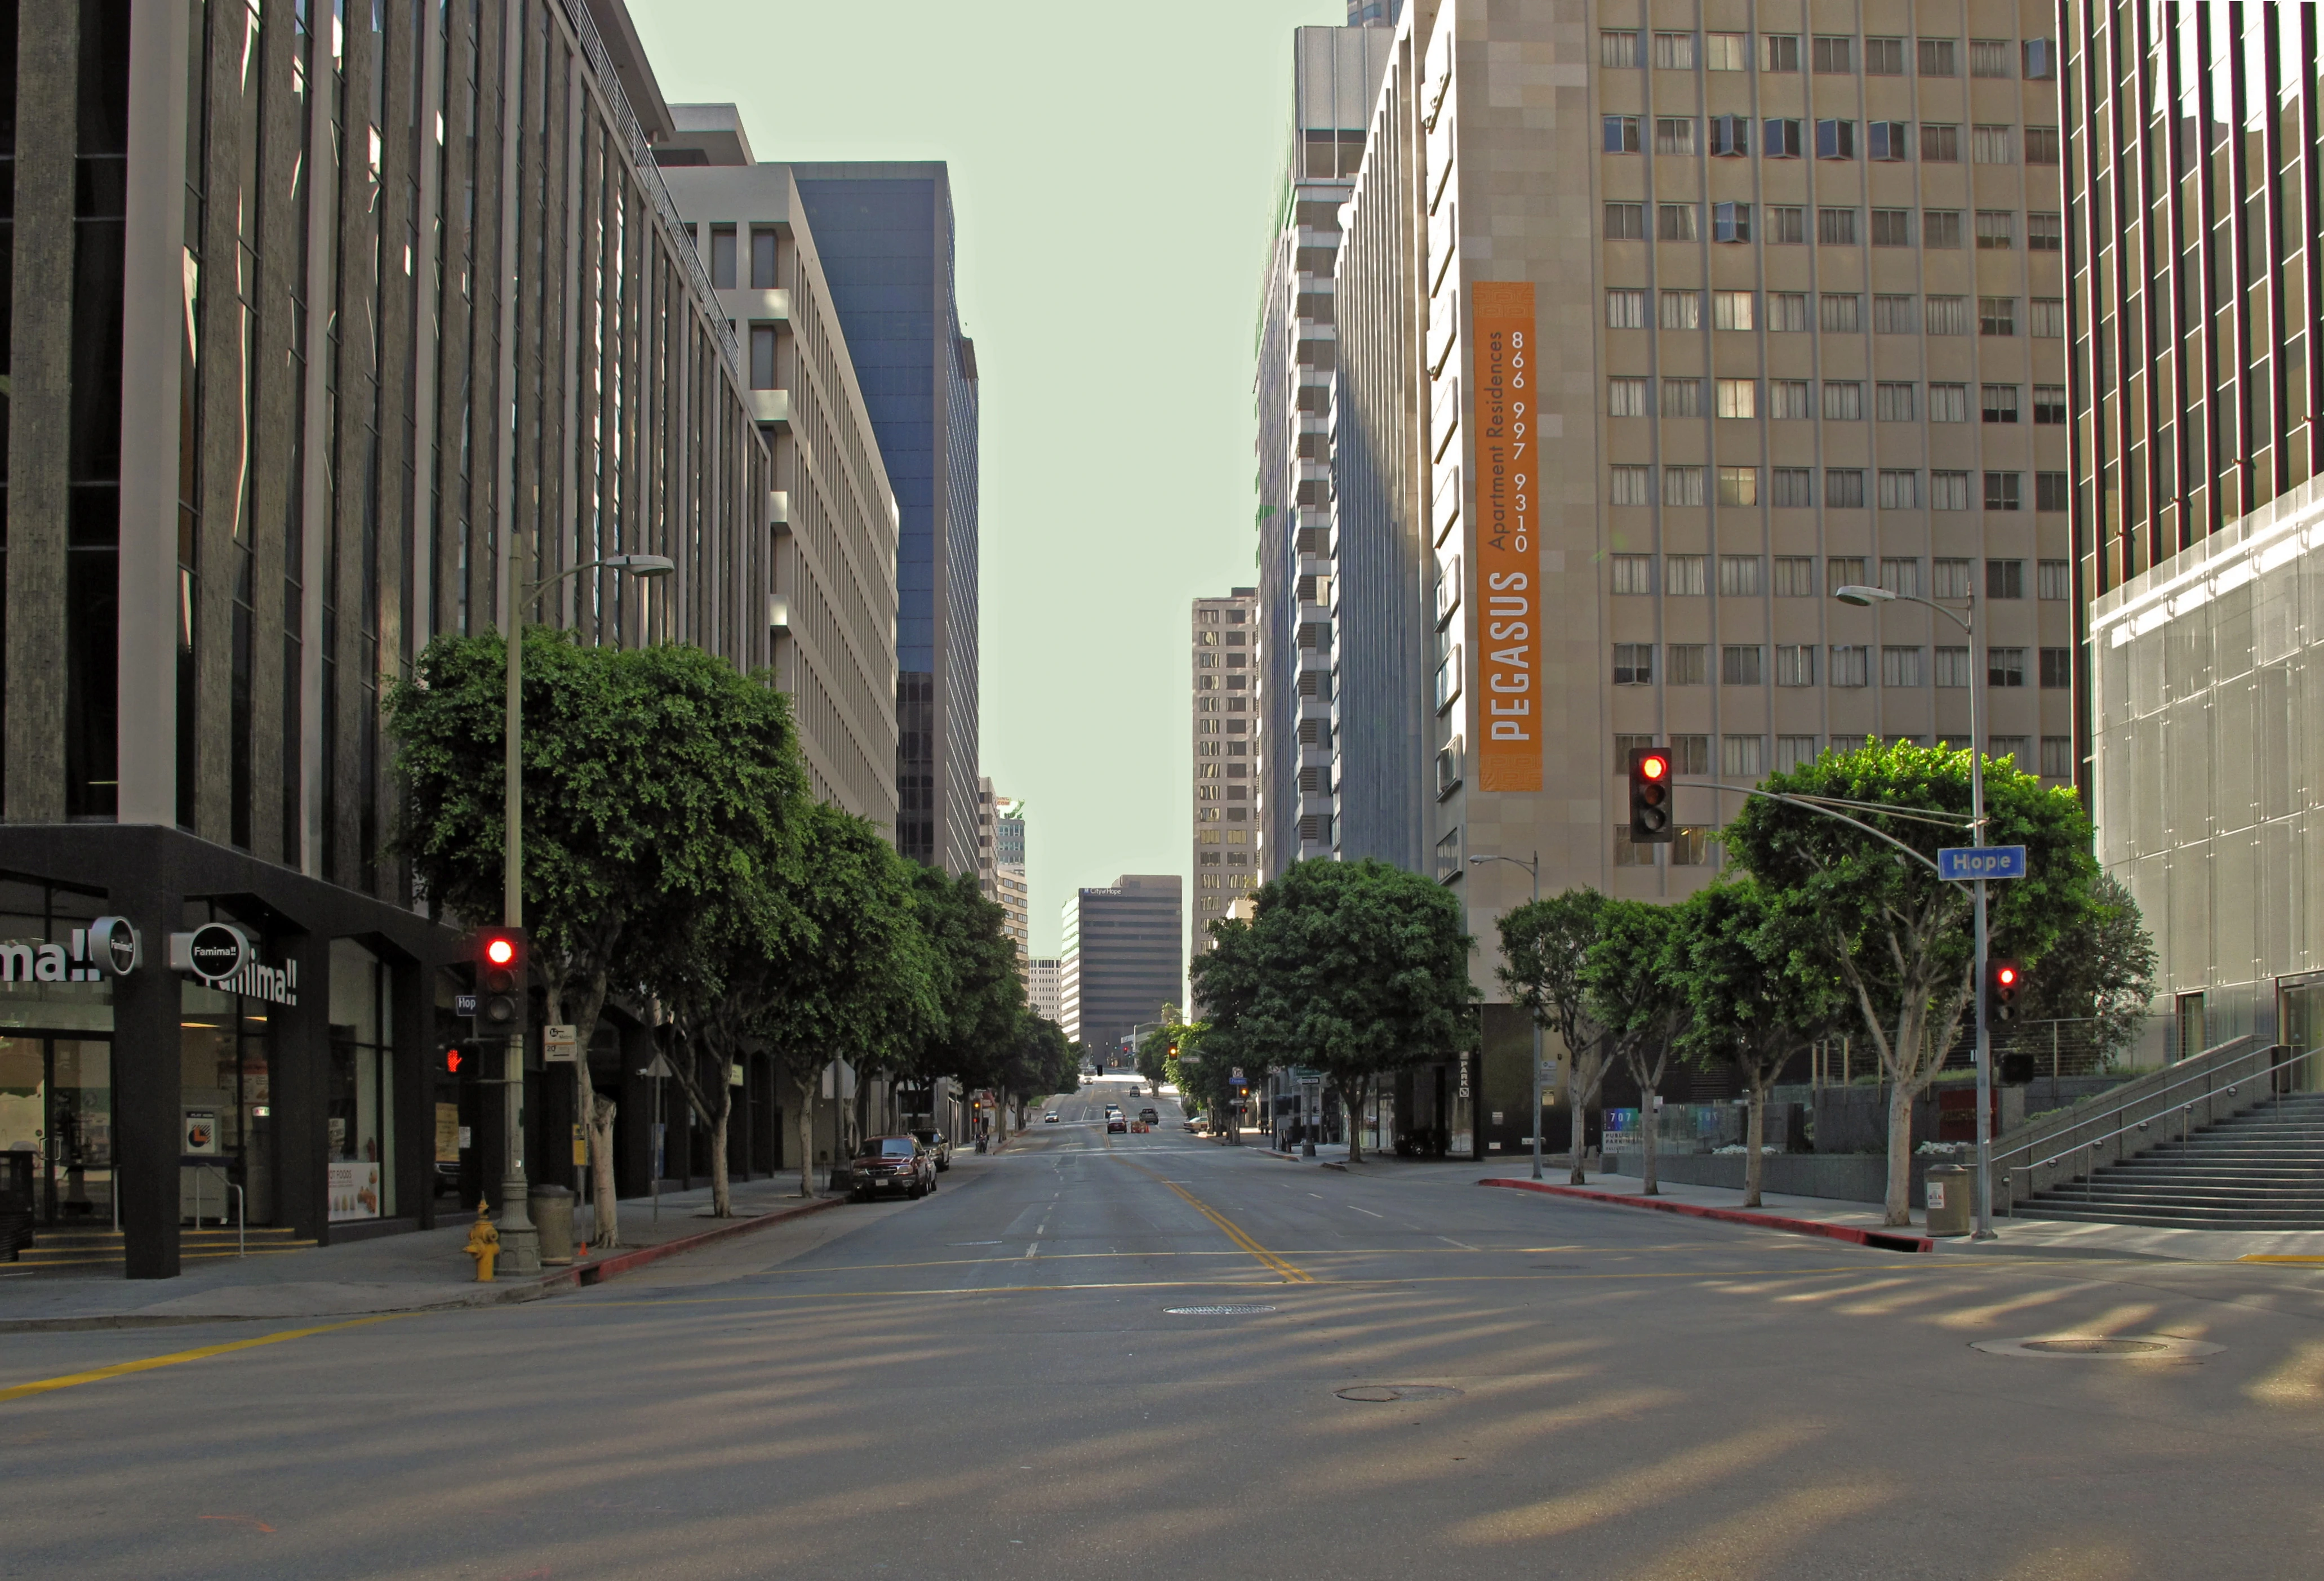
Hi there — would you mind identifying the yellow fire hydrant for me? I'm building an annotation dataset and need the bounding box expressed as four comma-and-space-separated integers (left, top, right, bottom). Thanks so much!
464, 1199, 501, 1282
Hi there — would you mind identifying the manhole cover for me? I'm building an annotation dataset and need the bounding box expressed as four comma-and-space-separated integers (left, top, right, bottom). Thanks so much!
1335, 1384, 1463, 1402
1164, 1305, 1277, 1316
1974, 1334, 2224, 1361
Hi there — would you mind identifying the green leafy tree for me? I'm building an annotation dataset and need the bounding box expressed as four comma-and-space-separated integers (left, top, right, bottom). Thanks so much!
1187, 918, 1261, 1143
1190, 859, 1477, 1164
1580, 899, 1690, 1195
903, 867, 1028, 1133
1721, 740, 2099, 1226
1669, 881, 1848, 1206
2016, 871, 2158, 1065
1496, 888, 1615, 1183
388, 629, 807, 1245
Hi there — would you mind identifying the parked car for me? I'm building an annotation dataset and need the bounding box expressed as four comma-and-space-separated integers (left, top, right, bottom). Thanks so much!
909, 1129, 953, 1172
848, 1135, 936, 1201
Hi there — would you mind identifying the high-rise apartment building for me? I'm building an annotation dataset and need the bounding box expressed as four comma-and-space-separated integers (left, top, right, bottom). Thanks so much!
992, 795, 1028, 961
1192, 590, 1267, 948
1027, 957, 1063, 1026
656, 109, 902, 832
976, 777, 1000, 898
996, 801, 1026, 869
2070, 3, 2324, 1065
0, 0, 776, 1276
1057, 878, 1184, 1056
791, 166, 981, 876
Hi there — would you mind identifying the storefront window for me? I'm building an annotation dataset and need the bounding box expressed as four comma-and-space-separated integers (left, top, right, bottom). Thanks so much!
181, 977, 271, 1225
0, 878, 117, 1225
328, 939, 393, 1220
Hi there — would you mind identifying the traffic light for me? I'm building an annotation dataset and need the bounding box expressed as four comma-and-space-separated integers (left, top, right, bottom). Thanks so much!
1628, 747, 1674, 843
1988, 959, 2023, 1024
472, 928, 528, 1042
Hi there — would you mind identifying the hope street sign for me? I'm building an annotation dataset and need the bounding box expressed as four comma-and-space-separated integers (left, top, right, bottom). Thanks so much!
1938, 845, 2028, 881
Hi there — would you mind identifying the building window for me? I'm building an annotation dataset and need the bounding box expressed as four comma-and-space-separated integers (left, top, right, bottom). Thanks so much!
1710, 115, 1750, 156
1829, 645, 1871, 687
1976, 211, 2016, 250
1614, 735, 1656, 772
2038, 559, 2072, 600
1771, 467, 1814, 507
1932, 558, 1974, 600
1970, 38, 2015, 78
1608, 377, 1648, 417
1611, 465, 1652, 505
1712, 291, 1755, 330
1879, 469, 1922, 509
1918, 38, 1959, 76
1716, 380, 1756, 419
1812, 35, 1854, 73
1818, 208, 1858, 245
749, 325, 778, 390
1437, 737, 1464, 798
1660, 291, 1703, 330
1653, 31, 1698, 69
1872, 208, 1913, 244
1775, 645, 1816, 685
1720, 734, 1765, 778
2032, 385, 2066, 424
1929, 382, 1970, 421
1978, 297, 2017, 336
1713, 202, 1752, 242
1767, 292, 1809, 332
1669, 736, 1711, 774
1658, 203, 1699, 242
1602, 115, 1642, 153
2041, 647, 2073, 688
1987, 558, 2027, 599
1877, 382, 1918, 421
1869, 124, 1910, 162
1436, 827, 1461, 880
1655, 117, 1698, 155
1931, 471, 1972, 510
1601, 30, 1642, 68
1717, 466, 1759, 506
1434, 645, 1462, 710
2024, 126, 2060, 164
2024, 39, 2058, 79
1988, 647, 2028, 687
1881, 645, 1926, 688
1921, 124, 1961, 162
1935, 647, 1972, 687
2029, 297, 2065, 337
1988, 737, 2031, 769
1773, 557, 1816, 597
1665, 555, 1708, 595
1820, 294, 1861, 333
1719, 555, 1763, 595
1606, 288, 1647, 328
1766, 206, 1807, 244
1613, 644, 1656, 685
1923, 211, 1963, 248
1865, 37, 1905, 75
1606, 202, 1647, 240
1663, 466, 1707, 507
1825, 469, 1866, 509
1815, 119, 1856, 159
750, 228, 779, 288
1984, 471, 2023, 511
1612, 555, 1656, 594
1762, 34, 1801, 72
2027, 212, 2063, 252
1770, 378, 1811, 419
1880, 556, 1923, 598
2041, 736, 2073, 778
1762, 118, 1803, 158
1672, 827, 1719, 866
1615, 827, 1656, 867
1721, 646, 1763, 685
1982, 384, 2020, 424
1667, 644, 1709, 685
710, 225, 736, 288
1661, 377, 1704, 417
1827, 556, 1868, 593
1823, 380, 1863, 420
1706, 32, 1749, 70
1972, 124, 2017, 164
1777, 735, 1821, 770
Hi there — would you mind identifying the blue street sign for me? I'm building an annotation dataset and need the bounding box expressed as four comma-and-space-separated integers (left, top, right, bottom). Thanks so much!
1938, 845, 2028, 881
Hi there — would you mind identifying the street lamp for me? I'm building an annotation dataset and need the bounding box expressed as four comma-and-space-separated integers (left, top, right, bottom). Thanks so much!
492, 541, 676, 1273
1470, 851, 1543, 1181
1832, 582, 1997, 1240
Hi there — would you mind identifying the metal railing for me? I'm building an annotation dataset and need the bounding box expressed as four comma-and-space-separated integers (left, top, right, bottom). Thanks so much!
188, 1163, 247, 1258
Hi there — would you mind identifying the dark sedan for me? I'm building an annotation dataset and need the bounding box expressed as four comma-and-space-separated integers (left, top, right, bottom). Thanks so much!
848, 1135, 936, 1202
909, 1128, 953, 1172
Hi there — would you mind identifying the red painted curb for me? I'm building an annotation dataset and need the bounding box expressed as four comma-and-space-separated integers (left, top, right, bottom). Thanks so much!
1479, 1178, 1934, 1254
544, 1195, 849, 1290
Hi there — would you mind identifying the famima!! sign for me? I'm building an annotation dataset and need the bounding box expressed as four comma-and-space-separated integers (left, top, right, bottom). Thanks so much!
0, 917, 142, 984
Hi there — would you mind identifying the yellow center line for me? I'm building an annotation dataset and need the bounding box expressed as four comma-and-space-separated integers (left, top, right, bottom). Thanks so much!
1101, 1132, 1313, 1282
0, 1313, 412, 1406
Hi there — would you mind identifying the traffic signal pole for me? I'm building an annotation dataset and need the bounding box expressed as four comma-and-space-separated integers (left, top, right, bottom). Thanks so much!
498, 522, 541, 1275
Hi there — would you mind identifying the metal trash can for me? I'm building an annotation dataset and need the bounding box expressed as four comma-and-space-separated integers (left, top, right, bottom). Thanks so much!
528, 1184, 575, 1265
1923, 1164, 1971, 1237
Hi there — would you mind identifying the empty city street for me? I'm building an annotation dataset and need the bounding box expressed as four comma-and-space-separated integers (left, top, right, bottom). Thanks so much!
7, 1114, 2323, 1580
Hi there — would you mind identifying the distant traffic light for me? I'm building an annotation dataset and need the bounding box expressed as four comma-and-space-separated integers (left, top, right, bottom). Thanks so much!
1988, 959, 2023, 1024
472, 928, 528, 1042
1628, 747, 1674, 843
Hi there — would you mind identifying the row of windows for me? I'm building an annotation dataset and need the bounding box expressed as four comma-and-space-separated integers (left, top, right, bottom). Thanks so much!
1611, 378, 2066, 424
1193, 630, 1250, 646
1610, 466, 2068, 511
1611, 643, 2072, 689
1610, 554, 2070, 600
1600, 32, 2055, 82
1605, 116, 2058, 166
1606, 202, 2061, 251
1608, 290, 2063, 337
1611, 732, 2073, 783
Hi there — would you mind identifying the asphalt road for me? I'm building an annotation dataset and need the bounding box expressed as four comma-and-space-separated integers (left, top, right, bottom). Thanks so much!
6, 1075, 2324, 1579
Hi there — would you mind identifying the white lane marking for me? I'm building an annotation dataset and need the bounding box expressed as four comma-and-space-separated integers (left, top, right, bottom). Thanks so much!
1308, 1192, 1325, 1199
1350, 1206, 1385, 1218
1439, 1235, 1479, 1251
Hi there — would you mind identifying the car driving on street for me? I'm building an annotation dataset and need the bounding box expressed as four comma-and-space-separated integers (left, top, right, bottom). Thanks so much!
848, 1135, 936, 1202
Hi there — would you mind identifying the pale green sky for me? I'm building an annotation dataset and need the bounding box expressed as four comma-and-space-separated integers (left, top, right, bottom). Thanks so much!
629, 0, 1339, 958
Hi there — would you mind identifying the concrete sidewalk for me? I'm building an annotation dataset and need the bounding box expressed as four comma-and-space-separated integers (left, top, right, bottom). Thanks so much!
0, 1175, 848, 1331
1474, 1161, 2324, 1263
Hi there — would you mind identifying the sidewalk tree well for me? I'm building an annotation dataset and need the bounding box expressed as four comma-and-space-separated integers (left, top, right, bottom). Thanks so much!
388, 629, 806, 1246
1495, 888, 1614, 1183
1189, 858, 1477, 1165
1669, 880, 1848, 1208
1580, 899, 1690, 1196
1719, 739, 2099, 1227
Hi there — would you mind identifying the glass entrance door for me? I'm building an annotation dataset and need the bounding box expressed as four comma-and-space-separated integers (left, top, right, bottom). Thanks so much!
0, 1036, 114, 1225
2280, 982, 2324, 1092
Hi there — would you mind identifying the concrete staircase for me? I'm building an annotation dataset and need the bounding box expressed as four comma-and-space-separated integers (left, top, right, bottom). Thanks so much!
2016, 1093, 2324, 1228
11, 1223, 315, 1271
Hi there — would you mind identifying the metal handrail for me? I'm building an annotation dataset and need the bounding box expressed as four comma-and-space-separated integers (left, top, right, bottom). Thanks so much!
1988, 1035, 2269, 1168
188, 1162, 247, 1258
2001, 1043, 2314, 1213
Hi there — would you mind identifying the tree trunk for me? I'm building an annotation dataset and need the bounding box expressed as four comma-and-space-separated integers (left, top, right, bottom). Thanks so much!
1884, 1079, 1915, 1226
1640, 1096, 1660, 1195
708, 1081, 732, 1218
583, 1086, 621, 1249
793, 1073, 817, 1198
1570, 1105, 1589, 1186
1743, 1075, 1768, 1208
1343, 1076, 1366, 1165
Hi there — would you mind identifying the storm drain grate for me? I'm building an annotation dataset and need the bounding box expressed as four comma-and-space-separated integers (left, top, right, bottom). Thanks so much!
1165, 1304, 1277, 1316
1336, 1384, 1463, 1403
1974, 1334, 2224, 1361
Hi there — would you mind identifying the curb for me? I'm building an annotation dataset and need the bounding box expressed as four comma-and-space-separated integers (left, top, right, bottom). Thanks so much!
552, 1194, 848, 1289
1479, 1177, 1935, 1254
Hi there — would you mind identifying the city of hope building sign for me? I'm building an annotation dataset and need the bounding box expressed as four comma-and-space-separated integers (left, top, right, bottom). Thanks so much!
1469, 281, 1541, 792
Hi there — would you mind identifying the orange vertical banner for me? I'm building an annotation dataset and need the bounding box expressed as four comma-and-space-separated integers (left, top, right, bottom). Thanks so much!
1469, 281, 1540, 793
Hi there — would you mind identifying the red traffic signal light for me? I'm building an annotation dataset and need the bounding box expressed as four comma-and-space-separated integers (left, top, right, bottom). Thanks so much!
484, 935, 516, 968
1988, 959, 2023, 1023
1628, 747, 1675, 843
471, 928, 528, 1041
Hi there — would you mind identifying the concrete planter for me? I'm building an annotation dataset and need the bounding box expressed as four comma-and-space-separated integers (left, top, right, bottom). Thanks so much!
1605, 1150, 1957, 1206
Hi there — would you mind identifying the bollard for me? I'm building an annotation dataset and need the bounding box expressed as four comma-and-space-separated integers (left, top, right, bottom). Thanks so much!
464, 1198, 501, 1281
